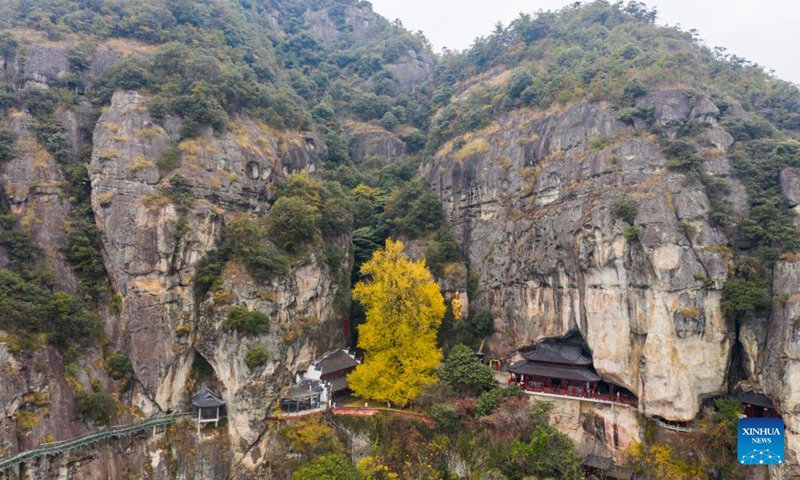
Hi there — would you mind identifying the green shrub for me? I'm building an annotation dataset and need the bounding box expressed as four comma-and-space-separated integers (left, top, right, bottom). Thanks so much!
193, 251, 225, 299
430, 403, 461, 434
623, 78, 647, 101
678, 222, 697, 239
323, 244, 345, 272
266, 196, 321, 254
157, 145, 181, 173
440, 344, 497, 396
292, 454, 360, 480
76, 388, 116, 426
469, 309, 496, 338
0, 127, 16, 162
662, 139, 702, 172
222, 306, 270, 335
245, 345, 270, 370
476, 388, 503, 417
623, 225, 643, 241
165, 174, 194, 213
610, 196, 638, 223
384, 181, 444, 237
721, 276, 770, 321
243, 243, 291, 282
107, 353, 133, 379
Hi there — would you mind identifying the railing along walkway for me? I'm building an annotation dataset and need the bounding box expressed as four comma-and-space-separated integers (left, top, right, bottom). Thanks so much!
0, 412, 193, 471
331, 407, 434, 423
649, 416, 695, 432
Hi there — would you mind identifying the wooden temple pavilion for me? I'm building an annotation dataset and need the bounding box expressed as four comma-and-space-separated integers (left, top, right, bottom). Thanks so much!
306, 349, 359, 398
731, 390, 781, 418
508, 341, 601, 397
191, 388, 225, 432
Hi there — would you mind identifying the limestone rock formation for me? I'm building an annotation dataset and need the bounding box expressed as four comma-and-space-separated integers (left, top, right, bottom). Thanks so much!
427, 94, 748, 422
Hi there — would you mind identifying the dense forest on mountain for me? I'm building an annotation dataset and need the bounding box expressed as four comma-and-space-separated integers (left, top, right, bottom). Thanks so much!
0, 0, 799, 478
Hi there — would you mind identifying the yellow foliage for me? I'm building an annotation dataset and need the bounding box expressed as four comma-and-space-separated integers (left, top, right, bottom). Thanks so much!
97, 191, 114, 207
14, 410, 39, 431
130, 156, 155, 172
352, 184, 382, 203
348, 239, 445, 405
135, 127, 162, 140
179, 139, 201, 160
279, 417, 342, 459
357, 456, 399, 480
141, 192, 171, 210
679, 306, 700, 319
98, 150, 118, 162
453, 138, 491, 163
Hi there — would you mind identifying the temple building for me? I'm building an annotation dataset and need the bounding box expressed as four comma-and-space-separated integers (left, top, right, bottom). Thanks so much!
279, 381, 325, 413
278, 349, 361, 414
304, 349, 360, 398
731, 390, 781, 418
509, 341, 601, 396
508, 339, 637, 406
191, 388, 225, 433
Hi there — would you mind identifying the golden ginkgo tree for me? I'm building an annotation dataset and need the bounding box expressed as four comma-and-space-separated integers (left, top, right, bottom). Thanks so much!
348, 239, 445, 406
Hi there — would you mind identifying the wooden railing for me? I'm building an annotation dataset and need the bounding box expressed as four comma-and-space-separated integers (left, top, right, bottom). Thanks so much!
650, 417, 695, 433
510, 381, 638, 408
0, 413, 193, 472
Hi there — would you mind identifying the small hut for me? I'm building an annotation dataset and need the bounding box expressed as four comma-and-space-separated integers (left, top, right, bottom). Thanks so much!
191, 388, 225, 432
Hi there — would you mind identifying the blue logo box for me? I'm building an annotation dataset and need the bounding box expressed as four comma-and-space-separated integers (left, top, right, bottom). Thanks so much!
738, 417, 785, 465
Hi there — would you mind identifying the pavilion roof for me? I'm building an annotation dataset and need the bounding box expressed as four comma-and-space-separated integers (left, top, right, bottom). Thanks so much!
583, 455, 613, 470
283, 386, 321, 400
191, 388, 225, 408
521, 341, 593, 366
509, 359, 601, 382
314, 349, 359, 375
730, 391, 775, 409
606, 465, 635, 480
328, 376, 349, 394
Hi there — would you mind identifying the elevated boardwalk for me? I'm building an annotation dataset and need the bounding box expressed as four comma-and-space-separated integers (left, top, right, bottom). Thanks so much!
267, 406, 434, 423
0, 412, 193, 473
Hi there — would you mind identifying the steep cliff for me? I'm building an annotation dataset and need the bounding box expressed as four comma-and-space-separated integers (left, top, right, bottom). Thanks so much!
89, 90, 349, 450
1, 0, 799, 478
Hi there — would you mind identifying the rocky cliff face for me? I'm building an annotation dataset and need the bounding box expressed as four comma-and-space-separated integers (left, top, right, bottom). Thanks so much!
762, 166, 800, 467
426, 92, 747, 422
89, 90, 347, 449
0, 87, 350, 477
428, 89, 800, 473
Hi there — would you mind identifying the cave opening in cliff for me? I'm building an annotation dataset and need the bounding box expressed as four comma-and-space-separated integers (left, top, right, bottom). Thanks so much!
727, 335, 748, 389
187, 350, 222, 401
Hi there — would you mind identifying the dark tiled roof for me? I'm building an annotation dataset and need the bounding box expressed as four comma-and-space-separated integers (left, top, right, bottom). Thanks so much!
509, 359, 601, 382
606, 465, 635, 480
284, 386, 321, 400
522, 341, 592, 366
731, 391, 775, 409
315, 349, 359, 375
583, 455, 613, 470
328, 376, 349, 393
299, 379, 326, 392
191, 388, 225, 408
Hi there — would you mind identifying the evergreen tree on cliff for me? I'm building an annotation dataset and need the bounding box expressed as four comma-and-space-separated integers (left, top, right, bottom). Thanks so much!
348, 239, 445, 405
